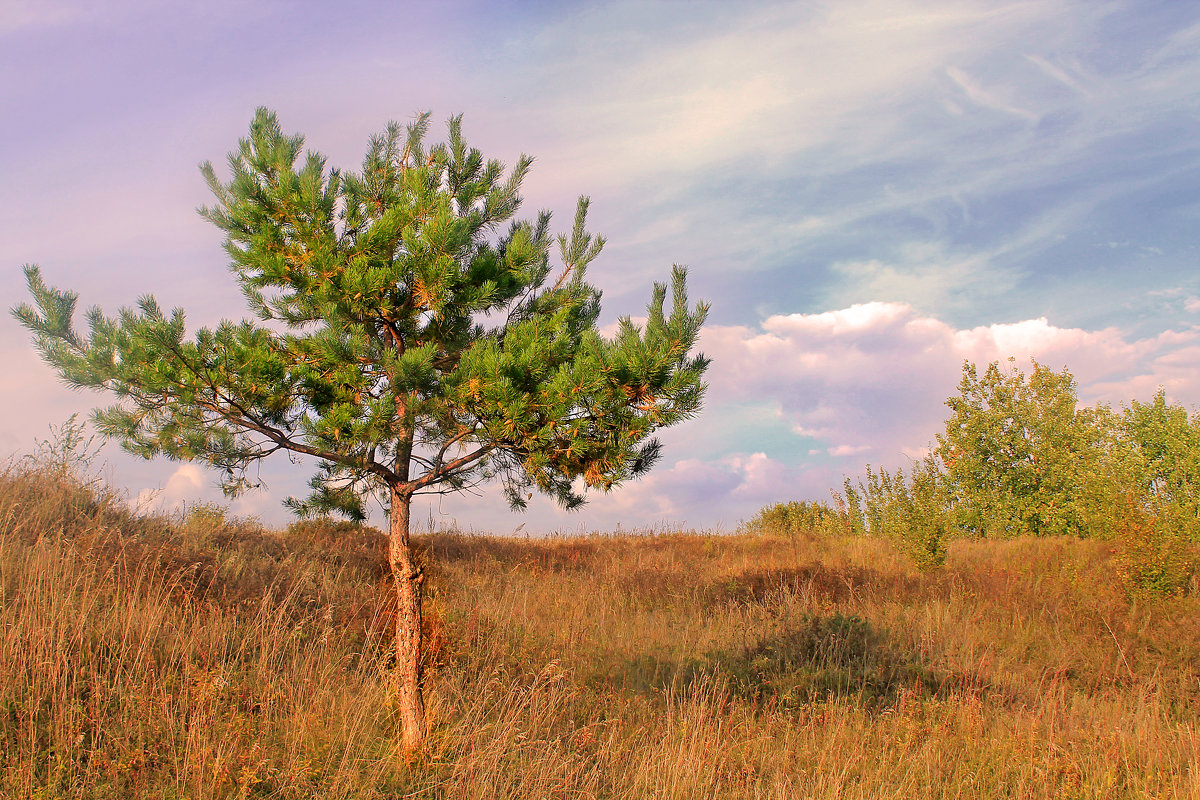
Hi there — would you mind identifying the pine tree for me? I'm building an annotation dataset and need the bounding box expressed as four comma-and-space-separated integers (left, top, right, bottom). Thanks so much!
13, 109, 710, 750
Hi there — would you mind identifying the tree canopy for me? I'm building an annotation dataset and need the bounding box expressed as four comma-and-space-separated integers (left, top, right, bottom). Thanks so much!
15, 110, 709, 519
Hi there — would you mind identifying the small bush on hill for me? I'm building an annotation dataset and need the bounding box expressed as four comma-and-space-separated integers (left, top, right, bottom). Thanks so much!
744, 500, 845, 538
842, 457, 951, 570
1113, 496, 1199, 597
721, 613, 938, 706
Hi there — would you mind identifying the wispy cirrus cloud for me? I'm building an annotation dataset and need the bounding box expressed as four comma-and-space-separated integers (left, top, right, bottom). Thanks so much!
483, 1, 1200, 327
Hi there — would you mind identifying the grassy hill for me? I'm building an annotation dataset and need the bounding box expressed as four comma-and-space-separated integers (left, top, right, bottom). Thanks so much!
2, 461, 1198, 799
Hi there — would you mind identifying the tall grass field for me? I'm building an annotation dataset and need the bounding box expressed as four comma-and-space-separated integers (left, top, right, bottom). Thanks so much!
2, 459, 1198, 798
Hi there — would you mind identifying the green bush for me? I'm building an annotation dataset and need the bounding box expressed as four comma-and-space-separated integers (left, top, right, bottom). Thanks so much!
184, 501, 231, 531
846, 458, 950, 569
744, 499, 845, 538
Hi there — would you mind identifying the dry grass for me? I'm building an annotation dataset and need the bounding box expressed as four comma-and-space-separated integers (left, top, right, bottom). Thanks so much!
2, 462, 1198, 798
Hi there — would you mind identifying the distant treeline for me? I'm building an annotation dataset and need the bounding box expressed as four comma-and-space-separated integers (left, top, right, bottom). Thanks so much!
749, 359, 1200, 594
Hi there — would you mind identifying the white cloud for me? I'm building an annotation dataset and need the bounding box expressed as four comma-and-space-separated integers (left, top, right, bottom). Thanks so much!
132, 463, 206, 513
828, 444, 872, 457
571, 451, 794, 526
699, 302, 1200, 473
129, 462, 278, 521
1023, 53, 1091, 97
164, 463, 205, 495
413, 301, 1200, 533
945, 64, 1040, 121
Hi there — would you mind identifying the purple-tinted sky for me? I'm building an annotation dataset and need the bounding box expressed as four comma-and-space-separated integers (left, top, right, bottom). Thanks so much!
4, 0, 1200, 533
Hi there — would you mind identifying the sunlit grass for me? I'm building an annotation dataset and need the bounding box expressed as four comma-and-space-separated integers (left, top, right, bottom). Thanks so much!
2, 461, 1198, 798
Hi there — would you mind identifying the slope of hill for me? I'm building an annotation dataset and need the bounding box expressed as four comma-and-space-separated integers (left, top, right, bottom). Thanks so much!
2, 462, 1197, 799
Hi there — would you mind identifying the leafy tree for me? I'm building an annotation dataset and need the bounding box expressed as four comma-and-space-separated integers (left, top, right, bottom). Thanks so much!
1121, 390, 1200, 510
1109, 391, 1200, 593
936, 359, 1110, 538
13, 109, 710, 750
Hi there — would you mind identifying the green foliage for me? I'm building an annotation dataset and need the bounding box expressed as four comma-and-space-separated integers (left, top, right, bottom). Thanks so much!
13, 109, 709, 519
1120, 390, 1200, 519
937, 359, 1112, 538
895, 456, 952, 570
1103, 391, 1200, 595
839, 478, 866, 537
840, 456, 951, 569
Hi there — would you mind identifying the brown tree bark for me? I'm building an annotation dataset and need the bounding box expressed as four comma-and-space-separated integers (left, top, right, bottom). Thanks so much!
388, 483, 426, 751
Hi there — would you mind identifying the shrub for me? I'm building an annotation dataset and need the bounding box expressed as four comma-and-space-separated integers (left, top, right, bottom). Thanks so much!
840, 457, 951, 570
1113, 496, 1198, 597
896, 457, 952, 570
744, 499, 845, 538
719, 614, 937, 706
184, 500, 231, 531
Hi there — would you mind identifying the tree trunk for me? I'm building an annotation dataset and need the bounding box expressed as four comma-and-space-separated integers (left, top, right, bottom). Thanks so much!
389, 484, 426, 751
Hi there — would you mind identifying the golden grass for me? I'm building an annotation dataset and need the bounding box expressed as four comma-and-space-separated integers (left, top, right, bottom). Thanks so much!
2, 462, 1198, 798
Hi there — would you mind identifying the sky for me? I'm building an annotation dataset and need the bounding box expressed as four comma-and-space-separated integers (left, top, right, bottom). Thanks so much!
3, 0, 1200, 534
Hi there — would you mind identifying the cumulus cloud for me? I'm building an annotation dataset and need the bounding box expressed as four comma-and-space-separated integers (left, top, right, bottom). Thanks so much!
827, 444, 872, 457
129, 462, 279, 521
554, 450, 797, 530
132, 463, 206, 514
419, 301, 1200, 533
699, 302, 1200, 476
163, 463, 206, 497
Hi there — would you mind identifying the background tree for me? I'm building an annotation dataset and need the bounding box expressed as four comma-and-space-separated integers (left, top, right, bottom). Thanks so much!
1121, 390, 1200, 512
800, 358, 1198, 588
13, 109, 710, 751
1109, 391, 1200, 593
935, 359, 1108, 538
